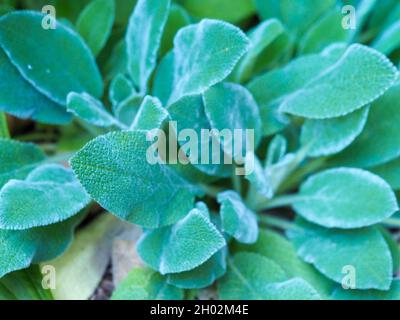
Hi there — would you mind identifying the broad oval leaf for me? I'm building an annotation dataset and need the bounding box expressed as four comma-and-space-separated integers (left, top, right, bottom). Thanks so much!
294, 168, 398, 229
300, 106, 370, 157
262, 278, 321, 300
280, 44, 398, 119
126, 0, 171, 93
0, 48, 71, 124
0, 214, 83, 278
76, 0, 115, 56
112, 268, 183, 300
288, 220, 393, 290
0, 164, 90, 230
217, 190, 258, 244
168, 19, 250, 104
332, 81, 400, 168
71, 130, 196, 228
0, 139, 45, 189
233, 229, 334, 298
0, 11, 103, 105
166, 248, 227, 289
137, 208, 226, 274
218, 252, 288, 300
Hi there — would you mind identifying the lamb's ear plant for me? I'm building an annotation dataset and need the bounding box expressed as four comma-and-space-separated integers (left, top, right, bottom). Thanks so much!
1, 0, 400, 300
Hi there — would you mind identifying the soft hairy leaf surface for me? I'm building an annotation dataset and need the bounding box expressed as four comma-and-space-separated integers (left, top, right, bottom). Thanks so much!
203, 82, 262, 160
288, 220, 393, 290
280, 44, 398, 119
126, 0, 170, 93
233, 229, 334, 298
67, 92, 121, 128
168, 19, 249, 104
294, 168, 398, 228
76, 0, 115, 56
0, 164, 90, 230
167, 248, 227, 289
332, 81, 400, 168
0, 139, 45, 189
112, 268, 183, 300
300, 106, 370, 157
130, 96, 169, 130
0, 11, 103, 105
71, 130, 195, 228
261, 278, 321, 300
137, 208, 226, 274
218, 252, 288, 299
0, 49, 71, 124
217, 191, 258, 244
0, 214, 82, 278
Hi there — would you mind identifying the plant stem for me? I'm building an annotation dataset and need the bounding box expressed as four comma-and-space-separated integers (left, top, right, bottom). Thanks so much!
255, 193, 307, 211
278, 157, 327, 193
232, 168, 242, 195
258, 214, 302, 232
0, 112, 10, 138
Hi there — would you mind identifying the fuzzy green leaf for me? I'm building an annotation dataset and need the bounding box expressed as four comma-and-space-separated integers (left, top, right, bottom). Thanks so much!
0, 164, 90, 230
126, 0, 171, 93
0, 11, 103, 105
332, 78, 400, 168
109, 74, 136, 108
71, 131, 195, 228
294, 168, 398, 229
167, 248, 227, 289
137, 208, 226, 274
112, 268, 183, 300
288, 219, 393, 290
203, 82, 262, 160
300, 106, 370, 157
76, 0, 115, 56
168, 19, 249, 104
0, 49, 71, 124
218, 252, 288, 299
298, 9, 350, 54
0, 214, 83, 278
217, 191, 258, 244
280, 44, 398, 119
0, 139, 45, 189
233, 229, 334, 298
130, 96, 169, 130
67, 92, 122, 128
372, 21, 400, 55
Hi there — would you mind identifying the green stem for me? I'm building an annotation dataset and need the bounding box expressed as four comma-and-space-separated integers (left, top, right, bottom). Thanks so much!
258, 214, 302, 232
232, 169, 242, 195
278, 157, 328, 193
255, 193, 307, 211
0, 112, 10, 138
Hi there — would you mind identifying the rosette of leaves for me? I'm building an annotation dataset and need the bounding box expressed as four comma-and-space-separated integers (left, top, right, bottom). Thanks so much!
1, 0, 400, 300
